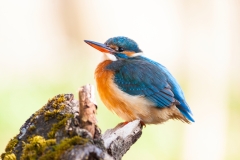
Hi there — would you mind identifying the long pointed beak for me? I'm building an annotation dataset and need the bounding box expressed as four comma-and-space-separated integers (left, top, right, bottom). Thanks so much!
84, 40, 115, 53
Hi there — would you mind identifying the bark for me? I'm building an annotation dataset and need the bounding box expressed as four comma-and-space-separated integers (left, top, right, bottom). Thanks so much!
1, 84, 142, 160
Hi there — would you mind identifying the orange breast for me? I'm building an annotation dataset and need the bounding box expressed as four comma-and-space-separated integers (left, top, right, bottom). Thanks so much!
95, 60, 136, 121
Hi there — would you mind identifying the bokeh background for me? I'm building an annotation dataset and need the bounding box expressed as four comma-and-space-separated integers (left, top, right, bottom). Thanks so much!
1, 0, 240, 160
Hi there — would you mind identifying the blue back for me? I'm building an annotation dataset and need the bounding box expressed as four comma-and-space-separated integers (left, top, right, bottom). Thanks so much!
106, 55, 195, 122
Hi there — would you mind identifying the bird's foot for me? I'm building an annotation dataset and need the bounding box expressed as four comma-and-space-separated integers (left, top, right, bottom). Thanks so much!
118, 120, 146, 128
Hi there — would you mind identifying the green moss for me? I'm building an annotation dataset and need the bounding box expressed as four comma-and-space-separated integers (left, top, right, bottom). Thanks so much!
5, 137, 18, 152
49, 95, 65, 109
20, 135, 88, 160
20, 136, 56, 160
32, 106, 45, 121
28, 125, 36, 133
44, 110, 59, 121
47, 114, 73, 139
2, 94, 78, 160
30, 94, 67, 122
1, 152, 16, 160
43, 95, 67, 121
56, 114, 65, 120
39, 136, 88, 160
1, 136, 18, 160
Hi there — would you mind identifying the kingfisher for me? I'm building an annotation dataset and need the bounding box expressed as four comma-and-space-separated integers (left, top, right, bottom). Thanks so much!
84, 36, 194, 125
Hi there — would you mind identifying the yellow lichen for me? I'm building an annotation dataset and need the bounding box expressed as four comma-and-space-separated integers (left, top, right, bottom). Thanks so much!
35, 94, 67, 120
1, 152, 16, 160
59, 104, 65, 111
43, 95, 67, 121
56, 94, 65, 103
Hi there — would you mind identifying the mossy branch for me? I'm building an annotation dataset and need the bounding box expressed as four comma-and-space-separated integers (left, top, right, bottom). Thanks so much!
1, 84, 142, 160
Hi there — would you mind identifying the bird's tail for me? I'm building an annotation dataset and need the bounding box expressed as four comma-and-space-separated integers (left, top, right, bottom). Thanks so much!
177, 102, 195, 122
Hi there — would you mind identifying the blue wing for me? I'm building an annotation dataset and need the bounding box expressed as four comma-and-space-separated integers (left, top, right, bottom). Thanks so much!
106, 56, 195, 122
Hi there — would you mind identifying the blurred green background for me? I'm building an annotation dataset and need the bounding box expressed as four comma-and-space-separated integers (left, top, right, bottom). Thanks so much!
1, 1, 240, 160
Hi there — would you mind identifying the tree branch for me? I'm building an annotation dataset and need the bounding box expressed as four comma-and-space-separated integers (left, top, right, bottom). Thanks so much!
1, 84, 143, 160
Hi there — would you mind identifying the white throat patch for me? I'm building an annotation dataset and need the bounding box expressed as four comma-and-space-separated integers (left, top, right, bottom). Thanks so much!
102, 53, 117, 61
101, 52, 144, 62
129, 52, 144, 57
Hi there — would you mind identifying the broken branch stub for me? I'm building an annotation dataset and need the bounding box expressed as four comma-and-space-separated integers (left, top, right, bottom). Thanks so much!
78, 84, 98, 138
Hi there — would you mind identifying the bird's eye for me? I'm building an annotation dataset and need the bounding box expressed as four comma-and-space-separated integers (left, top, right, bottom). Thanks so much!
118, 47, 124, 52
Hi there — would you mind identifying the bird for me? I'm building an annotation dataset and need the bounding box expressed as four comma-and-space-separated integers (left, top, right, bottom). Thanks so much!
84, 36, 194, 125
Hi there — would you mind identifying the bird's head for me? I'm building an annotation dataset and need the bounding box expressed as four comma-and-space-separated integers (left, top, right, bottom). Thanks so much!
84, 36, 142, 61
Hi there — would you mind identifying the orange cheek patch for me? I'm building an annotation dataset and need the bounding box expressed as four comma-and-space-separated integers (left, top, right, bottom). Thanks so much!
108, 44, 118, 51
122, 51, 135, 57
